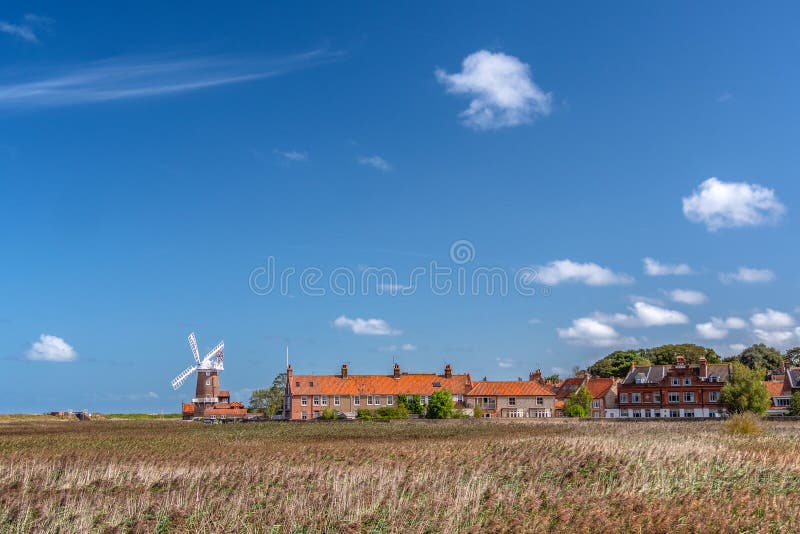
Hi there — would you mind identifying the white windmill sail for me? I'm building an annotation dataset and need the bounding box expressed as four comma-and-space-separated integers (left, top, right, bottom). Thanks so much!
171, 365, 198, 390
188, 332, 201, 364
200, 341, 224, 371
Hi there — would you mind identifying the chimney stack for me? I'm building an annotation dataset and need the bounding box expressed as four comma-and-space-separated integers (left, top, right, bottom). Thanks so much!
393, 363, 400, 378
341, 364, 348, 379
287, 364, 293, 381
676, 355, 686, 367
699, 357, 707, 378
529, 369, 543, 384
444, 364, 452, 378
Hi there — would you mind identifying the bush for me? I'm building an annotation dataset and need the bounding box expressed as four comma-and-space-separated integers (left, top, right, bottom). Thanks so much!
356, 406, 408, 420
472, 406, 483, 418
722, 412, 764, 436
426, 390, 454, 419
320, 408, 338, 420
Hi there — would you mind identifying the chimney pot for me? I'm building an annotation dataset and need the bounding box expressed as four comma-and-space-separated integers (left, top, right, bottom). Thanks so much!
444, 364, 452, 378
341, 364, 348, 379
393, 363, 400, 378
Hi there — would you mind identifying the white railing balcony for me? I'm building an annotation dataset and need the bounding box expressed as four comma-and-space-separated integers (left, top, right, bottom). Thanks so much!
192, 397, 219, 404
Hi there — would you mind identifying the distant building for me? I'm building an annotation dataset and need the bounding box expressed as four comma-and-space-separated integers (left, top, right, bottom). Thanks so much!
553, 373, 619, 417
465, 372, 556, 418
617, 356, 729, 418
284, 363, 473, 420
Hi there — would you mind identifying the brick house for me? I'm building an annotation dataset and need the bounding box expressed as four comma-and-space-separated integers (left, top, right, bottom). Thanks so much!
465, 373, 556, 418
284, 363, 473, 420
553, 374, 619, 418
765, 362, 796, 415
617, 356, 730, 418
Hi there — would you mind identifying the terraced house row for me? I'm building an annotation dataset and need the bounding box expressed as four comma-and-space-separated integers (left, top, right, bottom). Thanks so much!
283, 357, 800, 420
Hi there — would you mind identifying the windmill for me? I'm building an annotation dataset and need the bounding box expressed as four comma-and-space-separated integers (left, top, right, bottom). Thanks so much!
171, 332, 225, 416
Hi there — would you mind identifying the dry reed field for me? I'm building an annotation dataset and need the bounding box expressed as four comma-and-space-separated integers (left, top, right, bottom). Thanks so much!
1, 418, 800, 533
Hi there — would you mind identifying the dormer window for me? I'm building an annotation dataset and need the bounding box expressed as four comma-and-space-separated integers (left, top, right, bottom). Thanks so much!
310, 381, 315, 387
635, 373, 646, 384
709, 375, 718, 383
295, 381, 300, 387
433, 381, 441, 388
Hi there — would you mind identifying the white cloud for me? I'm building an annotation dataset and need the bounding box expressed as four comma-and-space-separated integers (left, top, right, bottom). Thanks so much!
378, 343, 417, 352
496, 357, 514, 368
0, 20, 38, 43
0, 49, 339, 109
534, 259, 633, 286
750, 309, 795, 330
719, 267, 776, 284
695, 317, 747, 340
557, 317, 638, 348
25, 334, 77, 362
753, 329, 796, 347
333, 315, 401, 336
435, 50, 552, 129
528, 318, 542, 325
275, 149, 308, 162
682, 177, 785, 231
357, 155, 392, 172
643, 257, 692, 276
729, 343, 747, 355
668, 289, 708, 305
595, 302, 689, 328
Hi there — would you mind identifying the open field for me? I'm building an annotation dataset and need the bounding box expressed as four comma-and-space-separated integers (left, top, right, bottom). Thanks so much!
1, 419, 800, 533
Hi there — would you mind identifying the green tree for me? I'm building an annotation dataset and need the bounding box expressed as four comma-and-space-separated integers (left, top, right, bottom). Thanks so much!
733, 344, 783, 371
720, 362, 770, 415
248, 372, 287, 416
785, 347, 800, 367
643, 344, 720, 365
426, 389, 454, 419
588, 351, 651, 378
398, 394, 424, 415
544, 374, 560, 384
789, 392, 800, 416
563, 385, 593, 418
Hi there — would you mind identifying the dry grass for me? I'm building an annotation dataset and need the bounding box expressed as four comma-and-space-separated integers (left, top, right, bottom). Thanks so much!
1, 419, 800, 533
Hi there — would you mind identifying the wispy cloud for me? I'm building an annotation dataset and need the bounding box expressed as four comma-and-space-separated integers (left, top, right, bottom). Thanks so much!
719, 267, 775, 284
378, 343, 417, 352
643, 257, 692, 276
0, 14, 50, 44
274, 149, 309, 162
357, 155, 392, 172
668, 289, 707, 305
534, 259, 633, 286
496, 357, 514, 368
0, 49, 341, 109
333, 315, 401, 336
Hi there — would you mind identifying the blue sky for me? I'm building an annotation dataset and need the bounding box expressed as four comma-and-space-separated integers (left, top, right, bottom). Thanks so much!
3, 2, 799, 413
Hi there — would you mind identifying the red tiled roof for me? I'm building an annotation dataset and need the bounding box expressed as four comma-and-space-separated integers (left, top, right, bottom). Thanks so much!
290, 373, 473, 396
218, 390, 230, 397
182, 403, 194, 415
765, 381, 789, 397
466, 380, 555, 397
554, 377, 615, 400
585, 378, 615, 399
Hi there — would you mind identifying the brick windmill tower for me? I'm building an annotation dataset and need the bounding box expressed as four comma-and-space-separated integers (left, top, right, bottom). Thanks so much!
171, 332, 226, 417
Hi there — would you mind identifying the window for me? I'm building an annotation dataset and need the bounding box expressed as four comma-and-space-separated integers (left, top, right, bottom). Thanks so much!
671, 378, 679, 386
654, 411, 661, 417
709, 374, 719, 383
632, 410, 641, 418
321, 396, 328, 406
205, 379, 211, 386
669, 410, 679, 418
301, 396, 308, 406
683, 378, 691, 386
310, 381, 315, 387
683, 392, 694, 403
536, 397, 544, 405
644, 409, 651, 418
654, 392, 661, 403
387, 395, 394, 406
508, 397, 516, 406
366, 395, 374, 406
620, 393, 628, 403
620, 409, 629, 417
313, 411, 320, 418
301, 411, 308, 420
709, 391, 719, 403
592, 400, 600, 408
313, 395, 320, 406
632, 393, 641, 403
668, 392, 679, 403
295, 381, 300, 387
776, 397, 791, 407
334, 395, 341, 406
685, 411, 695, 418
353, 396, 360, 406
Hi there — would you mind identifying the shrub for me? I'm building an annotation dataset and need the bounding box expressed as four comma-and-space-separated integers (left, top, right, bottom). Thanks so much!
722, 412, 764, 435
320, 408, 338, 420
563, 386, 592, 418
721, 362, 770, 415
472, 406, 483, 418
356, 406, 408, 420
426, 390, 454, 419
